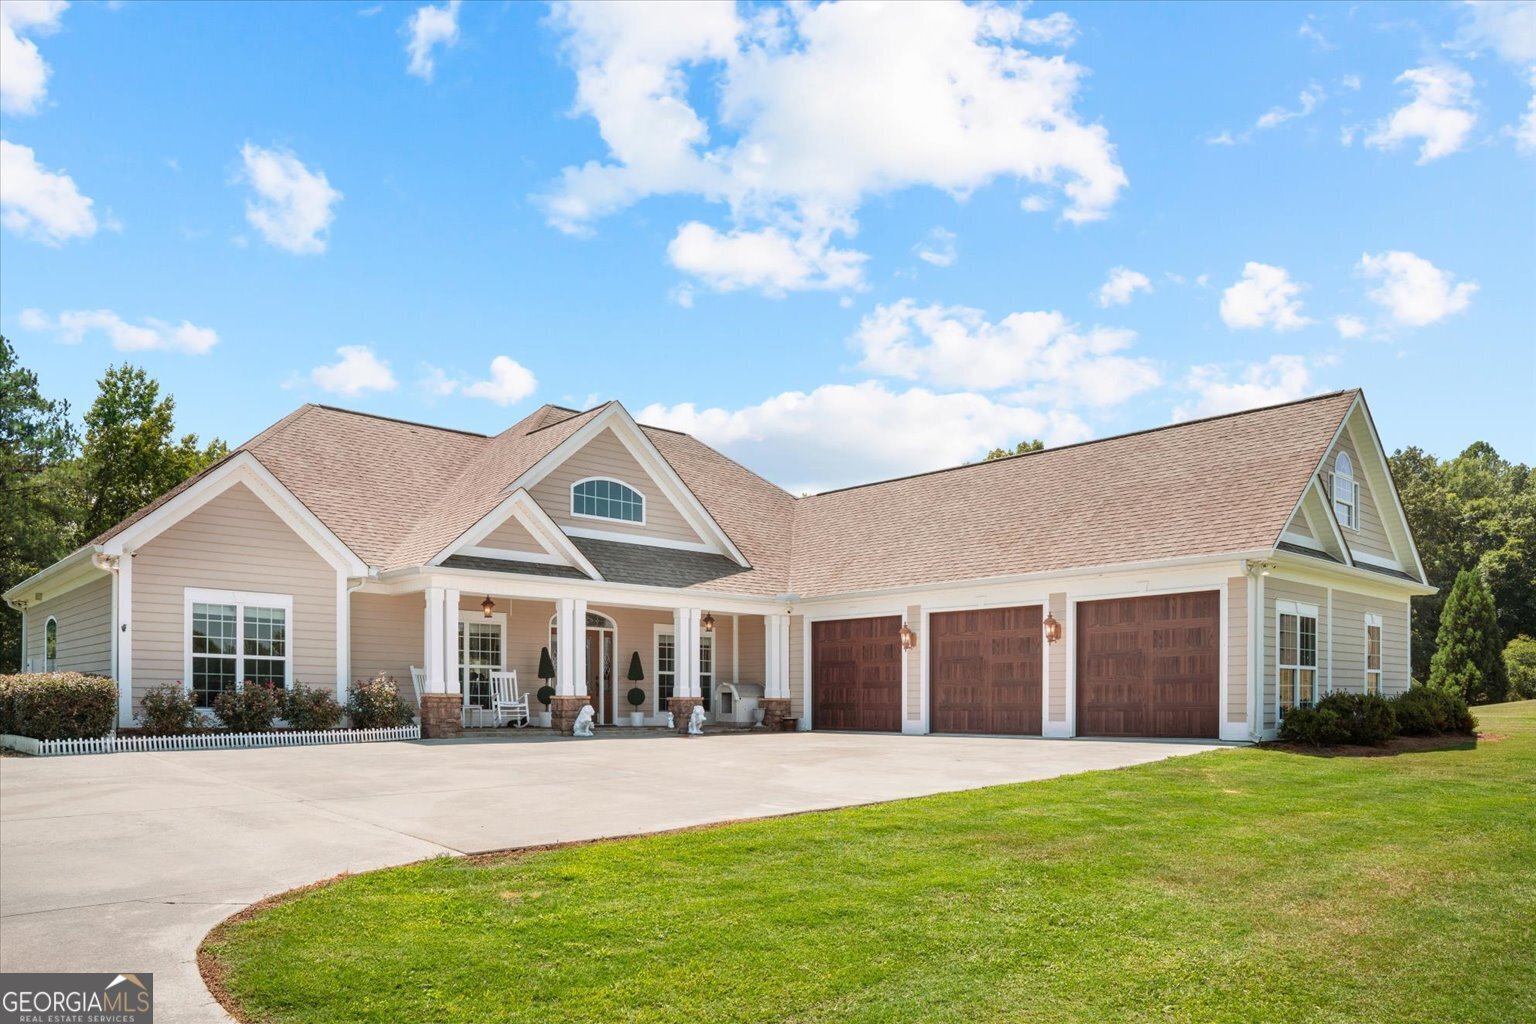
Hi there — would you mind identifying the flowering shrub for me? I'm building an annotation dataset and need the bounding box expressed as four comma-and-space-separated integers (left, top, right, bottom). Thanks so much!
138, 683, 201, 735
284, 683, 342, 731
347, 673, 414, 729
0, 672, 117, 740
213, 681, 283, 733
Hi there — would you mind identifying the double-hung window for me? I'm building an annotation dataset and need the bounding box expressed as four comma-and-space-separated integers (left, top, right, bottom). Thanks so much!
653, 629, 713, 711
1332, 452, 1359, 530
1277, 600, 1319, 717
186, 589, 292, 708
1365, 614, 1383, 695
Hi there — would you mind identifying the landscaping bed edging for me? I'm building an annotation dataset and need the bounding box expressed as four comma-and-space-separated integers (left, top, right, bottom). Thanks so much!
0, 724, 420, 757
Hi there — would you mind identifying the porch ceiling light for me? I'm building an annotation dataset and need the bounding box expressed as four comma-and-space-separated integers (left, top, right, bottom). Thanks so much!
1043, 613, 1062, 645
701, 611, 715, 633
481, 596, 495, 618
899, 621, 918, 652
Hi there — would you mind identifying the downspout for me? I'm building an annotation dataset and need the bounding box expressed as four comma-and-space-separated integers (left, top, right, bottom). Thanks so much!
1242, 559, 1268, 742
91, 552, 122, 726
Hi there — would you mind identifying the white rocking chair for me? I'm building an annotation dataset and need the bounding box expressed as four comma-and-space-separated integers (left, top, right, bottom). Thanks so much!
489, 670, 529, 728
408, 666, 426, 722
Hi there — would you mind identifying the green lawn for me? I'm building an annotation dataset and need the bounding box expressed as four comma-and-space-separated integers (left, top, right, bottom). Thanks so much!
205, 703, 1536, 1024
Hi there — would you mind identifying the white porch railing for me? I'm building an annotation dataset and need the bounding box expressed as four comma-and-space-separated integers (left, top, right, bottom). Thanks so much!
0, 725, 420, 757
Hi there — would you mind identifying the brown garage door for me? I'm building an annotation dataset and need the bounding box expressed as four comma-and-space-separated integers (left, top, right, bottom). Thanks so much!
812, 616, 902, 732
930, 606, 1043, 735
1076, 592, 1220, 738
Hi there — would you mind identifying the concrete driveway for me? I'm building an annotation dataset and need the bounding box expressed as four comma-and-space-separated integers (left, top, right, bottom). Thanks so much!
0, 730, 1224, 1023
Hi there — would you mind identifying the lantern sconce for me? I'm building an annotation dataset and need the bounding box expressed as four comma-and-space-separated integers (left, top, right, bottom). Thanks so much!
481, 596, 496, 618
899, 621, 918, 652
700, 611, 716, 633
1042, 612, 1063, 645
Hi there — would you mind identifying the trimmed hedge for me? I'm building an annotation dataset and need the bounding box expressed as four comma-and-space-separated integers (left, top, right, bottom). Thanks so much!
1393, 686, 1477, 736
1278, 686, 1476, 747
0, 673, 118, 740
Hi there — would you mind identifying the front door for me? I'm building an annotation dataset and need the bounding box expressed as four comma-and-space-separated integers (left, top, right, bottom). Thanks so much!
586, 629, 614, 724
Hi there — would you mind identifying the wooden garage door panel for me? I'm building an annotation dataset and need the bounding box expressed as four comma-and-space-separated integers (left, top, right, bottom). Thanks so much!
1076, 592, 1220, 738
812, 616, 902, 732
931, 606, 1043, 735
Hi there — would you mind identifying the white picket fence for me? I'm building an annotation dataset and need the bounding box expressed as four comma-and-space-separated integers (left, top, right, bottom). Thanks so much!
0, 724, 419, 757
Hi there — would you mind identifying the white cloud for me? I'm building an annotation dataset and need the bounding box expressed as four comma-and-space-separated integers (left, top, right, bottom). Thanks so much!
0, 139, 96, 245
1096, 266, 1151, 307
1174, 354, 1315, 420
0, 0, 66, 116
1020, 194, 1052, 213
1219, 262, 1312, 331
1334, 315, 1368, 339
637, 381, 1093, 494
1298, 15, 1331, 51
418, 364, 459, 398
544, 1, 1125, 295
463, 355, 538, 405
405, 0, 460, 81
237, 143, 342, 254
1341, 73, 1362, 91
1513, 67, 1536, 151
1255, 83, 1325, 130
915, 227, 957, 267
1358, 250, 1477, 327
851, 299, 1161, 406
1365, 66, 1477, 163
1455, 1, 1536, 65
667, 219, 866, 294
21, 307, 218, 354
303, 345, 398, 395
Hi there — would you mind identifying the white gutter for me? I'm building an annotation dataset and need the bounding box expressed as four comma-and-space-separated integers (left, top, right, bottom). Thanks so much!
3, 546, 102, 608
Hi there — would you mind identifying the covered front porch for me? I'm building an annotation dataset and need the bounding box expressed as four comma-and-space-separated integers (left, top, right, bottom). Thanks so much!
350, 583, 794, 736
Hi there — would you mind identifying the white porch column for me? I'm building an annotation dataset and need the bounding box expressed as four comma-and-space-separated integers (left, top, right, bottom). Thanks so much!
555, 597, 588, 697
443, 587, 461, 695
764, 613, 790, 698
674, 607, 701, 698
424, 587, 448, 694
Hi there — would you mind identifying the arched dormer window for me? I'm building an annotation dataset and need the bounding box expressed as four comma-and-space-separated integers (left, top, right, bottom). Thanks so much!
571, 478, 645, 524
1332, 451, 1358, 530
44, 616, 58, 671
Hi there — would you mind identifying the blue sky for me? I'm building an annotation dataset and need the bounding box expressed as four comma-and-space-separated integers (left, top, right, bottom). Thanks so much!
2, 0, 1532, 493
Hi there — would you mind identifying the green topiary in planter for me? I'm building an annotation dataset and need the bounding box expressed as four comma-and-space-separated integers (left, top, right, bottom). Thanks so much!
627, 687, 645, 709
537, 685, 555, 707
627, 651, 644, 684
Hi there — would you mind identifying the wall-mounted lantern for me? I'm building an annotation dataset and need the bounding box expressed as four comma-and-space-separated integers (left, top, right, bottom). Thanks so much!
481, 596, 496, 618
899, 621, 918, 651
1042, 612, 1063, 644
701, 611, 716, 633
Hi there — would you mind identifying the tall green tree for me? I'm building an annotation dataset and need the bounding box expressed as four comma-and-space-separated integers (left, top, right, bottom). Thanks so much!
76, 364, 227, 539
0, 338, 80, 670
1427, 568, 1508, 705
1505, 636, 1536, 702
983, 439, 1045, 461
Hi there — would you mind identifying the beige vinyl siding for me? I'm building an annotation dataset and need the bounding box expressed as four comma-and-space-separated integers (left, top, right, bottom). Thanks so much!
24, 574, 113, 676
1048, 591, 1067, 722
131, 482, 337, 708
350, 593, 423, 703
1226, 576, 1248, 724
1330, 590, 1410, 695
1263, 577, 1329, 731
904, 603, 922, 720
1328, 431, 1395, 562
1285, 507, 1314, 538
529, 428, 702, 545
788, 613, 805, 720
478, 515, 542, 553
736, 614, 765, 686
456, 596, 555, 699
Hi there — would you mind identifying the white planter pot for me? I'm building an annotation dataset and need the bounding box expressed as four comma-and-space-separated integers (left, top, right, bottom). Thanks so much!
629, 711, 645, 728
536, 710, 552, 728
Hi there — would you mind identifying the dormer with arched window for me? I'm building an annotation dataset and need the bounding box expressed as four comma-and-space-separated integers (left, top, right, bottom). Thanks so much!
1332, 451, 1358, 530
571, 477, 645, 524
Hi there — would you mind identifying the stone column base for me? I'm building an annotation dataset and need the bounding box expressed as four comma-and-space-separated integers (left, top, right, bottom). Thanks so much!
758, 697, 791, 732
667, 696, 705, 734
419, 693, 463, 739
549, 695, 588, 735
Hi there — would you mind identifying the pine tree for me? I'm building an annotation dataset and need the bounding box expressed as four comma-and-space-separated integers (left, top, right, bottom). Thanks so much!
1428, 568, 1508, 704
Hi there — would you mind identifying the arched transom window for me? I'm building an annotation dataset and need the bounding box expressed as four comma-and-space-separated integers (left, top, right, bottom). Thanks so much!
1332, 451, 1358, 530
572, 478, 644, 524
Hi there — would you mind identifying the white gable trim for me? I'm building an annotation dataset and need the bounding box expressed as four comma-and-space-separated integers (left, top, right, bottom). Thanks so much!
512, 404, 751, 568
1344, 397, 1428, 583
430, 488, 603, 581
1306, 475, 1355, 567
99, 452, 367, 577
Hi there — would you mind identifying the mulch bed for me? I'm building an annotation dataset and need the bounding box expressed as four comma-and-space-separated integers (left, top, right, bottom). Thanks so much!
1264, 732, 1495, 757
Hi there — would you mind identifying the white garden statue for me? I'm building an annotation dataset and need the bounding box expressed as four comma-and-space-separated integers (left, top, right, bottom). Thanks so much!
572, 704, 596, 737
687, 705, 706, 736
664, 711, 675, 730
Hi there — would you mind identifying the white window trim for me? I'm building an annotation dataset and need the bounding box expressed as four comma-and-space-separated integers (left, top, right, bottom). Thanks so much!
182, 588, 294, 707
653, 625, 713, 712
570, 476, 648, 526
458, 610, 508, 712
43, 615, 58, 672
1365, 612, 1383, 695
548, 610, 618, 722
1332, 452, 1359, 532
653, 624, 676, 713
1275, 599, 1320, 719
